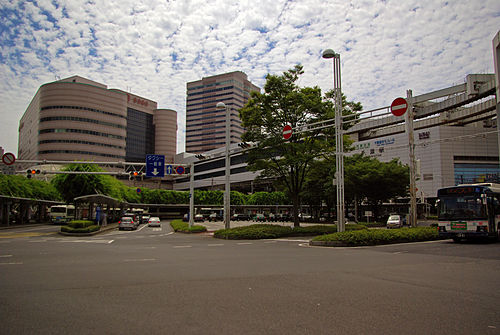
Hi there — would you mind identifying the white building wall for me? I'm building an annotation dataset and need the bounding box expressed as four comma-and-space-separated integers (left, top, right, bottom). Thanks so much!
350, 124, 499, 199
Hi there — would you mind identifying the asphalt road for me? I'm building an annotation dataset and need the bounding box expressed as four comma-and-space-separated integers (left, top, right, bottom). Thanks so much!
1, 223, 499, 335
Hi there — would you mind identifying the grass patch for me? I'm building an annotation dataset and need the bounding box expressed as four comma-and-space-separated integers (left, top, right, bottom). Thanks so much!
311, 227, 441, 246
214, 224, 367, 240
170, 219, 207, 233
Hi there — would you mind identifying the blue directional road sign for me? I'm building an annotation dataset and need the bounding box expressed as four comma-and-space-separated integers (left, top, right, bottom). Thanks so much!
146, 155, 165, 177
165, 165, 173, 175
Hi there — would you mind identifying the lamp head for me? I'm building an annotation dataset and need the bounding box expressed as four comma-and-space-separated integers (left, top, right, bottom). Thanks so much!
322, 49, 338, 59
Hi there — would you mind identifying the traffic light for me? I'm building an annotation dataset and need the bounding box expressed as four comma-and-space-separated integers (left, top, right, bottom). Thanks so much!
129, 171, 143, 180
26, 169, 40, 178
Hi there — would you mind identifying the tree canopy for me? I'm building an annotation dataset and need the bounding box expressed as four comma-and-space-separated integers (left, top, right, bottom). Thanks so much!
240, 65, 351, 226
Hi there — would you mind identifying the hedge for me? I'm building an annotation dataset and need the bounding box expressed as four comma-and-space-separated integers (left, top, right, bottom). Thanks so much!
310, 227, 441, 246
61, 225, 100, 234
214, 224, 367, 240
60, 220, 100, 234
170, 219, 207, 233
67, 220, 95, 229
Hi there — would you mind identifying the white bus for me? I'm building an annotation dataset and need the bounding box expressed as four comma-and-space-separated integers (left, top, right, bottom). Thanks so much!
49, 205, 76, 224
437, 183, 500, 242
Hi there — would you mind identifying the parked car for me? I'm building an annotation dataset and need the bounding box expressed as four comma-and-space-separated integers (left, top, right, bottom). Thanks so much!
209, 212, 222, 222
386, 214, 403, 229
141, 214, 151, 224
254, 213, 267, 222
122, 212, 137, 222
118, 216, 138, 230
148, 216, 161, 227
231, 213, 250, 221
276, 213, 291, 222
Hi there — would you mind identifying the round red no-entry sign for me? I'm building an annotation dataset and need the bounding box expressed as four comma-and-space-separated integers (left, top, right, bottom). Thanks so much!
283, 124, 293, 140
2, 152, 16, 165
390, 97, 408, 117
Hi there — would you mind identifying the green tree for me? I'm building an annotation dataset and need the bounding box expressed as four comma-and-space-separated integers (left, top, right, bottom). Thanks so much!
51, 164, 111, 202
344, 154, 409, 219
0, 174, 61, 200
240, 65, 334, 227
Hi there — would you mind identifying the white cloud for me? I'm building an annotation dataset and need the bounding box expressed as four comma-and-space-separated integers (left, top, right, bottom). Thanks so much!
0, 0, 499, 155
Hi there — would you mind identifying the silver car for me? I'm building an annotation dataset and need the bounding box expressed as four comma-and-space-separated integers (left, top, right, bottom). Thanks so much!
119, 217, 138, 230
148, 217, 161, 227
386, 215, 403, 229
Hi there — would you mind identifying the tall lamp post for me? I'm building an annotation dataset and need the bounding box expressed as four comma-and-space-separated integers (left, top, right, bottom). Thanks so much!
322, 49, 345, 232
217, 101, 231, 229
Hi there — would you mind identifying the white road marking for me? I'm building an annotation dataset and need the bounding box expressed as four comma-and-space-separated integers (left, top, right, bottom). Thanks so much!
59, 239, 114, 244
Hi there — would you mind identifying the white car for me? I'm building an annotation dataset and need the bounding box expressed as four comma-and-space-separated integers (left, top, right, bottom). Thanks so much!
148, 217, 161, 227
386, 215, 403, 229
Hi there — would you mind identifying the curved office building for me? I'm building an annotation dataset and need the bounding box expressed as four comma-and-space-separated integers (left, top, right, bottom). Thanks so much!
18, 76, 176, 163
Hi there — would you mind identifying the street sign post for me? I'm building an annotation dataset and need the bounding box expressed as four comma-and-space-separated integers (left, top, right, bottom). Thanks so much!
146, 155, 165, 177
175, 166, 185, 175
283, 124, 293, 140
165, 165, 173, 175
390, 97, 408, 117
2, 152, 16, 165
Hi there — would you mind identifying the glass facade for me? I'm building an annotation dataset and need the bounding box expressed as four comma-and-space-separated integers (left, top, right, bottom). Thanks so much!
454, 163, 500, 185
126, 108, 155, 162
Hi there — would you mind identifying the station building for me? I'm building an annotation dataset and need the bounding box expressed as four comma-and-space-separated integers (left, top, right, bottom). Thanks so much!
18, 76, 177, 163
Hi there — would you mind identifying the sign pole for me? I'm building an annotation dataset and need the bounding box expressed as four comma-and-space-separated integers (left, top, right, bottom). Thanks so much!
406, 89, 417, 227
189, 162, 194, 228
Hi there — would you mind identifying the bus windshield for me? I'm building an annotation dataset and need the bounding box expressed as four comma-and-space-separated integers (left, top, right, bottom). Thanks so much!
438, 195, 487, 220
50, 207, 67, 214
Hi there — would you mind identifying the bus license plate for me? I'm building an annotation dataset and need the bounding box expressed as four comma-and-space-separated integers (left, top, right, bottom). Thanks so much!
451, 222, 467, 230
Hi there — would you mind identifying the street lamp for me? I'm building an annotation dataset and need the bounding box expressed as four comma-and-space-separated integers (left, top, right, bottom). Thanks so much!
322, 49, 345, 232
217, 101, 231, 229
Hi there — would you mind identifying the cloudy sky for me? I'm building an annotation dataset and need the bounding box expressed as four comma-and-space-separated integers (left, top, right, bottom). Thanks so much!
0, 0, 499, 156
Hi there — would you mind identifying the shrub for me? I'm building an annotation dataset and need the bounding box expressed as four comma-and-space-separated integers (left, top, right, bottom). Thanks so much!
61, 224, 100, 234
214, 224, 368, 240
67, 220, 95, 229
311, 227, 440, 246
170, 219, 207, 233
357, 221, 386, 228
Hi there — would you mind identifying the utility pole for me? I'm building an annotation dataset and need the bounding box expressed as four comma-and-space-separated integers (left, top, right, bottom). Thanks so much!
406, 89, 417, 227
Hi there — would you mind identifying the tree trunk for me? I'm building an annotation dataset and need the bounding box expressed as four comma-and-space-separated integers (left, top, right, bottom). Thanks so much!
292, 193, 300, 228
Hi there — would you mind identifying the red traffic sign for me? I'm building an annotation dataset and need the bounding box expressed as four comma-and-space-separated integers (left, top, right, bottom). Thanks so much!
283, 124, 293, 140
2, 152, 16, 165
390, 97, 408, 117
175, 166, 185, 175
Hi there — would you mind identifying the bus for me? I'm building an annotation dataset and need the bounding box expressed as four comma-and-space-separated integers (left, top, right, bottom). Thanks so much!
436, 183, 500, 242
49, 205, 76, 224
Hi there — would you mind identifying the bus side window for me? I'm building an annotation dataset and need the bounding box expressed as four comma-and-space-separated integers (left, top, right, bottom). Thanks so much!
493, 196, 500, 214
